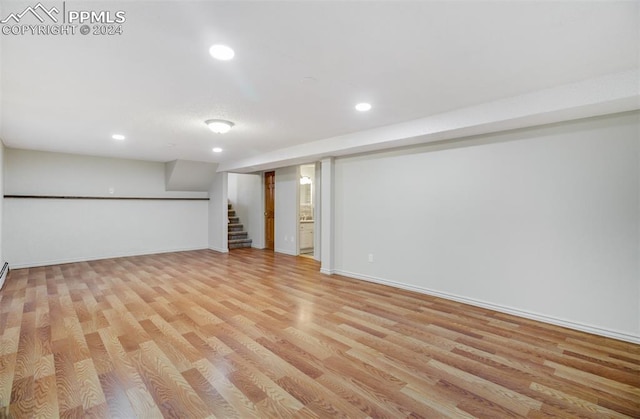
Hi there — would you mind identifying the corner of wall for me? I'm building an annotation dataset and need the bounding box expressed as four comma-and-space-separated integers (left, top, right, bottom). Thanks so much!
274, 166, 299, 255
208, 171, 228, 252
0, 140, 5, 287
164, 160, 177, 187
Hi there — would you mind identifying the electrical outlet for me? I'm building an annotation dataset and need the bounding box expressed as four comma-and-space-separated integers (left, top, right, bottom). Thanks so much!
368, 254, 374, 262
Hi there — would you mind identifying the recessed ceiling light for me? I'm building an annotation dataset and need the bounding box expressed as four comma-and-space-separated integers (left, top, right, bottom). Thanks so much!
205, 119, 234, 134
112, 134, 125, 140
355, 103, 372, 112
212, 147, 223, 153
209, 44, 235, 61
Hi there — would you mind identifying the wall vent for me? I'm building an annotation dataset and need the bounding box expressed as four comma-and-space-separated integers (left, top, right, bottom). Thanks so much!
0, 262, 9, 290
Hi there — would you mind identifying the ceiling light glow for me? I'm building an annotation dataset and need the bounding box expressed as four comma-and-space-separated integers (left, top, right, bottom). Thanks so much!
355, 103, 372, 112
212, 147, 223, 153
112, 134, 126, 140
209, 44, 235, 61
205, 119, 234, 134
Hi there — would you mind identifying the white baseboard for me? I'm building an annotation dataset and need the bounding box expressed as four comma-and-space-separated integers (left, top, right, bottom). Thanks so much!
8, 246, 209, 269
275, 248, 297, 256
320, 268, 335, 275
334, 269, 640, 345
208, 246, 229, 254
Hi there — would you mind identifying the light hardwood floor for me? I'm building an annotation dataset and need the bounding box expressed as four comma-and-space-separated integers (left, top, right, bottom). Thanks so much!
0, 249, 638, 418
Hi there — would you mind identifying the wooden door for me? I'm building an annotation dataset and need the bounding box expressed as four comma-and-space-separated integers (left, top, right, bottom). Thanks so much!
265, 171, 275, 250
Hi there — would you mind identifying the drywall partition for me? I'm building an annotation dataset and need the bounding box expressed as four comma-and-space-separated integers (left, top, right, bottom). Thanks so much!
5, 149, 208, 198
314, 163, 321, 261
208, 171, 228, 253
228, 173, 264, 249
228, 173, 238, 207
334, 112, 640, 342
320, 158, 334, 274
0, 141, 5, 287
275, 166, 298, 255
5, 199, 208, 268
244, 173, 265, 249
4, 149, 209, 268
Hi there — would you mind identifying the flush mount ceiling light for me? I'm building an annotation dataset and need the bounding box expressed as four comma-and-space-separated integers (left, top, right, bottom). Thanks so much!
300, 176, 312, 185
209, 44, 235, 61
355, 102, 372, 112
212, 147, 223, 153
205, 119, 234, 134
111, 134, 125, 140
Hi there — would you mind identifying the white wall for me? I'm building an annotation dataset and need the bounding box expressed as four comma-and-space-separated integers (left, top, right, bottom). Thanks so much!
5, 149, 207, 198
5, 199, 208, 268
4, 149, 209, 268
227, 173, 238, 208
314, 163, 321, 261
0, 141, 4, 275
229, 173, 264, 249
320, 158, 335, 273
334, 112, 640, 342
275, 166, 298, 255
208, 172, 228, 253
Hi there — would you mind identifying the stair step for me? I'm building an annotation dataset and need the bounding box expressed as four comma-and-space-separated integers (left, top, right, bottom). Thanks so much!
228, 238, 252, 249
228, 210, 236, 217
228, 223, 244, 231
228, 216, 239, 223
228, 231, 248, 238
228, 238, 252, 244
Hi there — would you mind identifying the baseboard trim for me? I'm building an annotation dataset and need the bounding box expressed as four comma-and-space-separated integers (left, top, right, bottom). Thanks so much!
8, 247, 209, 269
0, 262, 9, 290
334, 269, 640, 345
208, 246, 229, 254
275, 248, 297, 256
320, 268, 335, 275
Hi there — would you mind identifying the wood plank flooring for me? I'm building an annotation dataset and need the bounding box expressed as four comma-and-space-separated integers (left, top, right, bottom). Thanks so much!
0, 248, 638, 418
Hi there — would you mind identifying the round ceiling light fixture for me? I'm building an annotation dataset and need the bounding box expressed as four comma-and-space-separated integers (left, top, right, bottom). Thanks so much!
212, 147, 223, 153
205, 119, 234, 134
355, 102, 372, 112
209, 44, 235, 61
111, 134, 126, 140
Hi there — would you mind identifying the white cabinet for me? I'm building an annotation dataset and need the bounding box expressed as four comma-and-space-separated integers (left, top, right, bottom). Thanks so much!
299, 222, 314, 250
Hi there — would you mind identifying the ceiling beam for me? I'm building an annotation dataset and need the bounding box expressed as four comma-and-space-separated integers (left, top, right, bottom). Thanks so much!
218, 70, 639, 174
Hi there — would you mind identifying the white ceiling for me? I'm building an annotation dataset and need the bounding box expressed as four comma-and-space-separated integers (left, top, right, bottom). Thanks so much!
1, 1, 638, 171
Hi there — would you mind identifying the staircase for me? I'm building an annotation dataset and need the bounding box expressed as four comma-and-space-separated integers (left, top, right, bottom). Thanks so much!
228, 202, 252, 249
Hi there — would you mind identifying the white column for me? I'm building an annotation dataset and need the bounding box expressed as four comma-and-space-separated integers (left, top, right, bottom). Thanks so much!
320, 157, 334, 274
208, 171, 228, 253
313, 162, 321, 261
